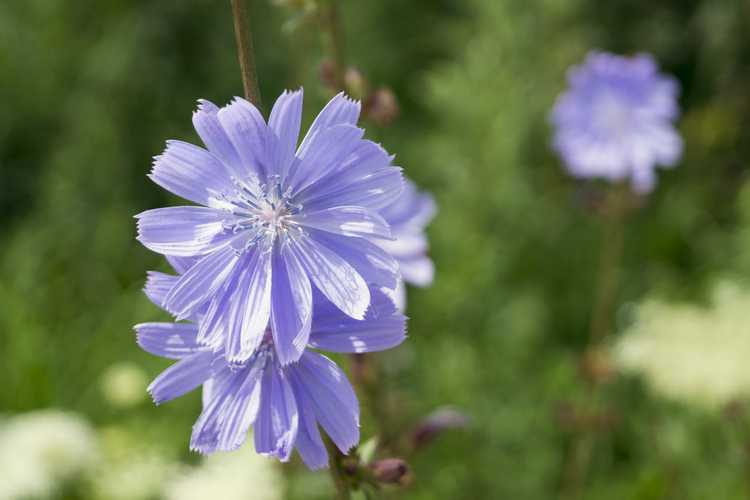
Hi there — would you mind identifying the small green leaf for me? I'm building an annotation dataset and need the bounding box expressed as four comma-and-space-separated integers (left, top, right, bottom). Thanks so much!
358, 436, 379, 465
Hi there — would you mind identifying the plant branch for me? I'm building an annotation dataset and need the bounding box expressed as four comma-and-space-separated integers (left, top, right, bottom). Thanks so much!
230, 0, 262, 107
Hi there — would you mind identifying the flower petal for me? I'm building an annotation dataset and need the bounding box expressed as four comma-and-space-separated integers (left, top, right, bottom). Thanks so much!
302, 167, 404, 213
268, 89, 303, 179
287, 352, 359, 454
135, 322, 202, 359
191, 360, 264, 454
297, 92, 360, 158
192, 99, 242, 173
196, 278, 235, 349
379, 232, 428, 259
307, 229, 399, 289
225, 246, 273, 363
397, 254, 434, 287
143, 271, 178, 309
309, 288, 406, 353
270, 244, 312, 365
294, 206, 392, 240
166, 255, 198, 274
147, 351, 215, 405
254, 362, 299, 461
163, 245, 240, 320
216, 97, 269, 180
381, 181, 437, 229
288, 234, 370, 320
149, 140, 233, 206
287, 124, 364, 196
289, 377, 328, 470
385, 279, 407, 312
135, 207, 230, 257
295, 140, 397, 207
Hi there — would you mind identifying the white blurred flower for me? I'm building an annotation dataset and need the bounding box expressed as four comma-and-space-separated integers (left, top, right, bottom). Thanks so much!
91, 452, 174, 500
99, 361, 148, 408
0, 410, 98, 500
614, 282, 750, 409
163, 441, 283, 500
89, 426, 176, 500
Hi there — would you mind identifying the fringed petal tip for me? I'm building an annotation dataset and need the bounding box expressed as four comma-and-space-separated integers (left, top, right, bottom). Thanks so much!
229, 95, 259, 110
280, 87, 304, 96
188, 444, 210, 455
194, 98, 219, 114
337, 437, 360, 456
225, 352, 254, 367
145, 385, 163, 406
334, 90, 362, 108
189, 439, 244, 456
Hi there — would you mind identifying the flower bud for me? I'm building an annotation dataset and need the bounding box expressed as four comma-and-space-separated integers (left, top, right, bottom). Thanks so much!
411, 406, 470, 450
344, 67, 368, 100
365, 87, 399, 127
371, 458, 412, 486
319, 59, 338, 90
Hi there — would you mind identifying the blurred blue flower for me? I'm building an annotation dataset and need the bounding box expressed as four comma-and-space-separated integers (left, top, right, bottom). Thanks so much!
135, 269, 406, 468
377, 178, 436, 309
136, 90, 403, 365
550, 52, 682, 193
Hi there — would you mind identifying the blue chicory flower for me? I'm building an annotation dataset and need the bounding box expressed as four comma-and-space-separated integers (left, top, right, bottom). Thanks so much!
136, 90, 403, 365
135, 269, 406, 469
377, 178, 436, 309
550, 51, 682, 193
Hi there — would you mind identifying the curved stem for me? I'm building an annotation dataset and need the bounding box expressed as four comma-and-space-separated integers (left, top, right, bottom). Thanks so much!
230, 0, 262, 107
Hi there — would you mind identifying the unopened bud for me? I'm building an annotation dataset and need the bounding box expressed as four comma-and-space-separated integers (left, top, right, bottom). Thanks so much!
344, 67, 368, 99
319, 59, 338, 90
365, 88, 399, 127
411, 406, 470, 450
371, 458, 412, 486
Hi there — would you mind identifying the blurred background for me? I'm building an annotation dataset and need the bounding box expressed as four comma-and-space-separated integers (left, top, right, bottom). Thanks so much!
3, 0, 750, 498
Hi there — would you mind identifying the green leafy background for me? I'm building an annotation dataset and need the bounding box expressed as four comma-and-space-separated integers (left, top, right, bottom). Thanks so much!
3, 0, 750, 498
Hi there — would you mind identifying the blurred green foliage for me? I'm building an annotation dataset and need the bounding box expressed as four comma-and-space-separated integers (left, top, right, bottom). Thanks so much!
3, 0, 750, 499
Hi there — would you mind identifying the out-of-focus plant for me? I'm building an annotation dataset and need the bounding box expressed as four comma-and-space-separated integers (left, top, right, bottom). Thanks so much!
89, 426, 177, 500
163, 441, 283, 500
615, 281, 750, 410
99, 362, 149, 409
0, 410, 98, 500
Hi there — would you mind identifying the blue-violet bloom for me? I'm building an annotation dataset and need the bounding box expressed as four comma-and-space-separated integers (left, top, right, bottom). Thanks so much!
135, 269, 406, 469
377, 178, 436, 309
136, 90, 403, 365
550, 51, 682, 193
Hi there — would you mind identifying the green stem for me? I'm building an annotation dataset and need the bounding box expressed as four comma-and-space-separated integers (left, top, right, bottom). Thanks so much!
588, 185, 628, 344
325, 435, 352, 500
230, 0, 262, 107
561, 185, 630, 499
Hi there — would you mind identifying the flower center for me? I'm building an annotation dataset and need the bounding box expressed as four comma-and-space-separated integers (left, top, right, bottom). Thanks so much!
214, 175, 302, 252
